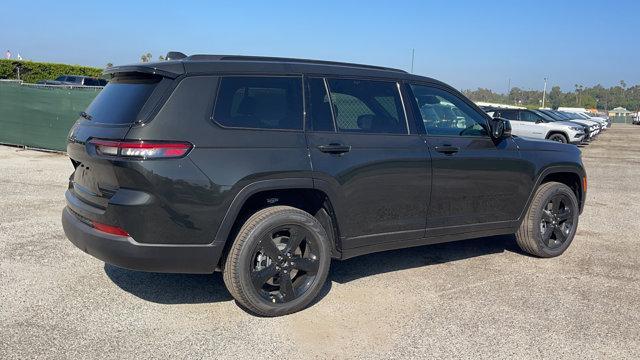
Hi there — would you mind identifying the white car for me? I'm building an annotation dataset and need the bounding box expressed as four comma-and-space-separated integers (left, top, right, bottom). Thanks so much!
483, 108, 585, 144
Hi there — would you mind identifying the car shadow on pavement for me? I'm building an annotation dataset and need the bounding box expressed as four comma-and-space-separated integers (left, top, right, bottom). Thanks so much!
104, 234, 522, 305
329, 234, 522, 284
104, 264, 233, 304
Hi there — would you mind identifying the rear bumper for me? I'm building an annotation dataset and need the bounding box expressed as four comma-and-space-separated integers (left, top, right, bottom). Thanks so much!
62, 207, 223, 273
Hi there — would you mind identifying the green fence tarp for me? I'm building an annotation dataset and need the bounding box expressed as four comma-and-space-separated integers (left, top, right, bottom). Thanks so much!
0, 81, 100, 151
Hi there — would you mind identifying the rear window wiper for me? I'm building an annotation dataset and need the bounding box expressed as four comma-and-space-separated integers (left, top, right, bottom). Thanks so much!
79, 111, 93, 121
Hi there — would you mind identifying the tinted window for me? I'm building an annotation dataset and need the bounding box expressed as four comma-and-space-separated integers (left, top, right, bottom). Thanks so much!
214, 76, 303, 130
66, 76, 79, 84
327, 79, 407, 134
410, 85, 488, 137
55, 76, 66, 81
83, 75, 160, 124
520, 110, 542, 122
83, 78, 99, 86
306, 78, 334, 131
497, 109, 519, 120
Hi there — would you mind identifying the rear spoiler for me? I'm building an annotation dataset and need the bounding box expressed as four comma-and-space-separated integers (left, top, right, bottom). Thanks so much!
104, 61, 185, 79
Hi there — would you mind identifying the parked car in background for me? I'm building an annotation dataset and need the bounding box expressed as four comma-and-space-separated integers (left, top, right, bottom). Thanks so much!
558, 111, 605, 132
482, 107, 585, 144
538, 110, 600, 139
37, 75, 107, 86
62, 53, 587, 316
560, 108, 610, 129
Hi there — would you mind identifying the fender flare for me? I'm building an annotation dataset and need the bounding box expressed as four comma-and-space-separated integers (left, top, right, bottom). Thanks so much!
545, 130, 570, 142
517, 165, 586, 222
212, 178, 344, 247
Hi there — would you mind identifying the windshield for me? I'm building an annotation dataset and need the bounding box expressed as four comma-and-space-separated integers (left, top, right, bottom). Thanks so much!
532, 110, 555, 122
83, 75, 161, 124
539, 110, 564, 121
560, 112, 581, 120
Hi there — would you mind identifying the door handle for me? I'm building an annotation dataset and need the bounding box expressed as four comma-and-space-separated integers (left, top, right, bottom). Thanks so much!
434, 145, 460, 155
318, 143, 351, 154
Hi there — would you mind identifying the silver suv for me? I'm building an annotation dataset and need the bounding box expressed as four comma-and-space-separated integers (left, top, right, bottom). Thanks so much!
484, 108, 585, 144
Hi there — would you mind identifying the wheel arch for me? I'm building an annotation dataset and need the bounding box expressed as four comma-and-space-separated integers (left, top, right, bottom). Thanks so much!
214, 179, 343, 266
546, 130, 569, 142
518, 166, 586, 224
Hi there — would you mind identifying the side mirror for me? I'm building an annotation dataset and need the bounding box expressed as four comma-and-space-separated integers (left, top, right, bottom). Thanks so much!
490, 118, 512, 139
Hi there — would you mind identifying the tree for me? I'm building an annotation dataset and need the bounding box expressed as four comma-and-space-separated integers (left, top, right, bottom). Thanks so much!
549, 86, 562, 109
106, 62, 113, 68
158, 55, 165, 61
140, 52, 152, 63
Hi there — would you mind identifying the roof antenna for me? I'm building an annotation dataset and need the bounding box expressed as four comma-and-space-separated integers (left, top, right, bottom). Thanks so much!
166, 51, 187, 60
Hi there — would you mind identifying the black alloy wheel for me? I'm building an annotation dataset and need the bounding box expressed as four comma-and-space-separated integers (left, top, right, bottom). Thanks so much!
250, 224, 320, 304
515, 182, 580, 258
539, 193, 574, 249
223, 206, 331, 316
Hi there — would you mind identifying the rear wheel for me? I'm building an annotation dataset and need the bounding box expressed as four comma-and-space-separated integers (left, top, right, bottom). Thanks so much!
548, 133, 568, 143
223, 206, 331, 316
515, 182, 579, 257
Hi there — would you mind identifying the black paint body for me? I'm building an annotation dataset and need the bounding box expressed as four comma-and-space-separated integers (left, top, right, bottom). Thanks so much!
62, 56, 586, 273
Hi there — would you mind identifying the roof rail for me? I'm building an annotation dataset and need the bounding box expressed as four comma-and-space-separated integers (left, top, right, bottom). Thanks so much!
184, 54, 407, 73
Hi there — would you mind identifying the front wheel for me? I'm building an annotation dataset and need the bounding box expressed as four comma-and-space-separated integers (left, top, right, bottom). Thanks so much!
548, 133, 568, 143
515, 182, 579, 257
223, 206, 331, 316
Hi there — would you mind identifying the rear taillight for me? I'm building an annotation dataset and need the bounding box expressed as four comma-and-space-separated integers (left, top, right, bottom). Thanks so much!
89, 139, 192, 159
92, 221, 129, 237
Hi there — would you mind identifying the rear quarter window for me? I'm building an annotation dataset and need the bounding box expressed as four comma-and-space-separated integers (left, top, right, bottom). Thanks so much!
213, 76, 303, 130
83, 75, 161, 124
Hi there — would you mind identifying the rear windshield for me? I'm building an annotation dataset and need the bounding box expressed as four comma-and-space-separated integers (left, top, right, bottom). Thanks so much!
83, 75, 161, 124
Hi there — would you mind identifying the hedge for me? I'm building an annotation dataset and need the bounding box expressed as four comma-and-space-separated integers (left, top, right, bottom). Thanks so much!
0, 59, 103, 84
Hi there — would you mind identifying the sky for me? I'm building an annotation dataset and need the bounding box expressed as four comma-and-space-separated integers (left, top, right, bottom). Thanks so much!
1, 0, 639, 92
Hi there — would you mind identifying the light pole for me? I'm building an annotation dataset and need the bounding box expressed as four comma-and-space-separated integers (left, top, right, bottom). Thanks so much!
410, 48, 415, 74
542, 77, 548, 108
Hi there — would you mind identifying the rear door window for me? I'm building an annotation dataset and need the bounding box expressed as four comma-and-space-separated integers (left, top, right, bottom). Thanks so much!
83, 75, 161, 124
213, 76, 303, 130
497, 109, 519, 120
520, 111, 542, 122
326, 79, 407, 134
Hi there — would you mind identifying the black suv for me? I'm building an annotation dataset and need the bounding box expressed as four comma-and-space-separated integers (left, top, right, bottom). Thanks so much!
62, 54, 586, 316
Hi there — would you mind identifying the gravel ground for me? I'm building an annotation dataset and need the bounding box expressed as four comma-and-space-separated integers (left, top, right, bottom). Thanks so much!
1, 125, 639, 359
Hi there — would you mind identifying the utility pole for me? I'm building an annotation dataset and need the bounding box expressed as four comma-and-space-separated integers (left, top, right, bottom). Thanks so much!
542, 77, 548, 108
410, 48, 415, 74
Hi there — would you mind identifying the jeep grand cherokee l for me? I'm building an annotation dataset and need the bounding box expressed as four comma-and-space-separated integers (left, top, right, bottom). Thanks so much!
62, 53, 587, 316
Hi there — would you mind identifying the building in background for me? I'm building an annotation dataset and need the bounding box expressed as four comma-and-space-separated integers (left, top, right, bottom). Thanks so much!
609, 107, 635, 123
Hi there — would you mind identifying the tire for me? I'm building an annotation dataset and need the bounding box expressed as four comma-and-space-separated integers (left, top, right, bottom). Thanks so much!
223, 206, 331, 316
515, 182, 579, 258
547, 133, 568, 143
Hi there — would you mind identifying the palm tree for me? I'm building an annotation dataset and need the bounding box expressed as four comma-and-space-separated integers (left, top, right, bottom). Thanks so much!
140, 52, 152, 63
